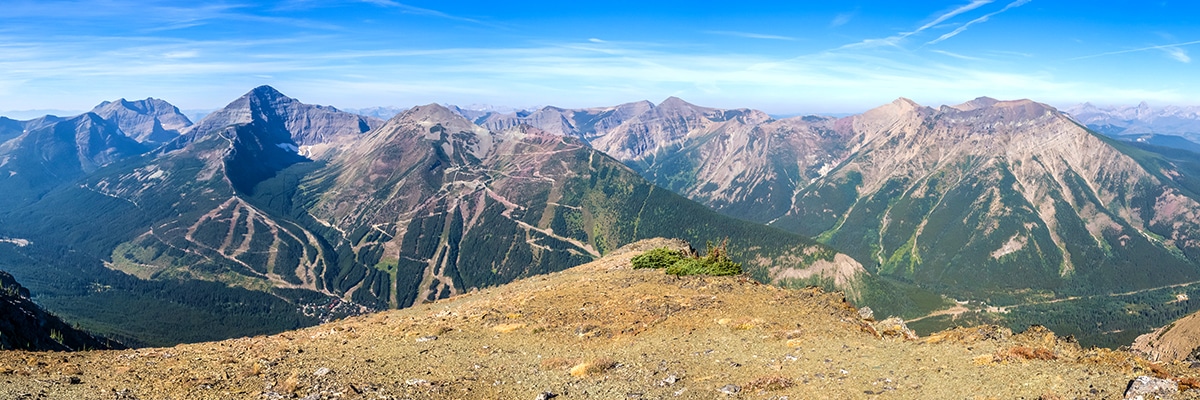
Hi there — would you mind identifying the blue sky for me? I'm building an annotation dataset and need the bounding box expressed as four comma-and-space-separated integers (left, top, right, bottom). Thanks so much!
1, 0, 1198, 115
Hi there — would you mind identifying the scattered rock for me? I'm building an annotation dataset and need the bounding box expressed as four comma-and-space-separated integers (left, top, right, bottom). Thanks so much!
857, 307, 874, 321
1124, 376, 1178, 400
534, 391, 558, 400
718, 384, 741, 395
873, 317, 918, 340
66, 376, 81, 385
405, 378, 430, 386
415, 335, 438, 342
658, 374, 680, 386
313, 367, 331, 376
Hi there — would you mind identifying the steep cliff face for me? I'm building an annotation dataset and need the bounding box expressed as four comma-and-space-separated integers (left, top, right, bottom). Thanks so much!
0, 271, 119, 351
183, 85, 381, 158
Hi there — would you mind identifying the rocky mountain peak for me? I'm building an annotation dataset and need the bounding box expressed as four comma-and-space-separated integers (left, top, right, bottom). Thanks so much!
395, 103, 480, 134
657, 96, 692, 109
91, 97, 192, 145
654, 96, 717, 117
184, 86, 376, 148
951, 96, 1000, 111
399, 103, 464, 121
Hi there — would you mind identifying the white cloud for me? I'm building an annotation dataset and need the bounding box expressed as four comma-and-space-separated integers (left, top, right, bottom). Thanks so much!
1162, 47, 1191, 63
837, 0, 994, 50
705, 31, 796, 41
930, 50, 986, 61
1070, 39, 1200, 61
927, 0, 1032, 45
830, 11, 855, 28
162, 50, 199, 59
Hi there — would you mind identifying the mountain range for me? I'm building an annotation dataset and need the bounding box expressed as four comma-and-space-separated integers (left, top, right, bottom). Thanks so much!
0, 86, 863, 346
1066, 102, 1200, 153
2, 87, 1199, 348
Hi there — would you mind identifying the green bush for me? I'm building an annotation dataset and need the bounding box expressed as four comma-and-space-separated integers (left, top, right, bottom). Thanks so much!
636, 240, 742, 276
632, 247, 685, 270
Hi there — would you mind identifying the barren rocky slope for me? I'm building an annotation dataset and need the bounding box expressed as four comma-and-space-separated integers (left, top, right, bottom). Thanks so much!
1, 239, 1196, 399
1135, 309, 1200, 363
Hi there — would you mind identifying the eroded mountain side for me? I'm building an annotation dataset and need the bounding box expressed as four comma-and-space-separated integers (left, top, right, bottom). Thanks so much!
773, 98, 1200, 298
1134, 307, 1200, 363
0, 87, 892, 347
484, 95, 1200, 346
0, 240, 1194, 399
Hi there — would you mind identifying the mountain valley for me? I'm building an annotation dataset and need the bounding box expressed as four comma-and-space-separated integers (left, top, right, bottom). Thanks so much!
0, 87, 874, 347
1, 87, 1199, 350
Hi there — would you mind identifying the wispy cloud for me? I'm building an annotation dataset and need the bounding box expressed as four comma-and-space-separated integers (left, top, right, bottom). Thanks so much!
830, 11, 856, 28
359, 0, 480, 23
705, 31, 796, 41
1068, 39, 1200, 61
1162, 47, 1191, 63
930, 49, 986, 61
915, 1, 995, 33
927, 0, 1031, 45
837, 0, 993, 50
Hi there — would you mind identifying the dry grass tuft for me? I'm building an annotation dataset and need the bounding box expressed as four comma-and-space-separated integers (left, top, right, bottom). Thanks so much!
1176, 376, 1200, 390
994, 346, 1057, 362
925, 325, 1012, 344
539, 357, 574, 371
746, 375, 794, 391
280, 369, 300, 393
491, 323, 526, 333
569, 358, 617, 377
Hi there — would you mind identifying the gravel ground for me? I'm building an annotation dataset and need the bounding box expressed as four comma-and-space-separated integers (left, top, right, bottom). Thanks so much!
2, 238, 1198, 399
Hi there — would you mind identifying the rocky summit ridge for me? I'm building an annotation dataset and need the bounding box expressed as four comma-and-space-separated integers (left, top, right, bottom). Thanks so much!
0, 239, 1194, 399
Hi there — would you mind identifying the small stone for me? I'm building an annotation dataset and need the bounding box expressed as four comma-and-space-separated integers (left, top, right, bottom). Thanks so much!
858, 307, 875, 321
534, 392, 558, 400
873, 317, 918, 340
66, 376, 81, 385
406, 378, 430, 386
718, 384, 741, 395
314, 367, 331, 376
1124, 375, 1178, 400
658, 374, 680, 386
416, 335, 438, 342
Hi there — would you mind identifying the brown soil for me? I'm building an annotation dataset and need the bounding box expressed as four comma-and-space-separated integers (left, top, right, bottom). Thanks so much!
2, 238, 1199, 399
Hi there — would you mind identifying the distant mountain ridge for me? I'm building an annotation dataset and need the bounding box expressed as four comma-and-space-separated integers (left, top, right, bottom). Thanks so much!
473, 95, 1200, 346
4, 88, 1200, 348
0, 86, 873, 346
1065, 102, 1200, 151
91, 98, 192, 146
